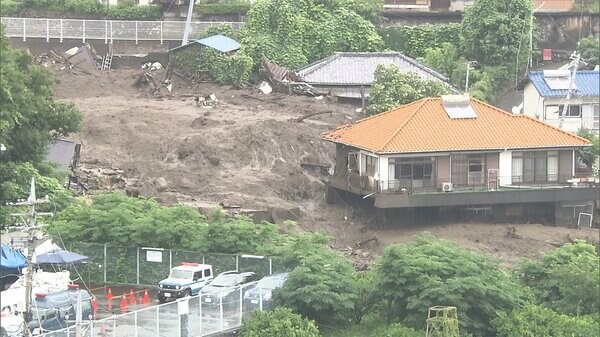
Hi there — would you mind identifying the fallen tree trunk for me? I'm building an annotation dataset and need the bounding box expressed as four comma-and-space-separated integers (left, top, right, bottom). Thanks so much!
295, 110, 333, 122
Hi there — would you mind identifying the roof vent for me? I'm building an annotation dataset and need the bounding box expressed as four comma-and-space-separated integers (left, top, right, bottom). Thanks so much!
441, 95, 477, 119
543, 70, 575, 90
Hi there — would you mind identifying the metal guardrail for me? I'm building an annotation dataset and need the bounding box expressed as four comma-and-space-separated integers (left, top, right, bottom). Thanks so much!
40, 282, 269, 337
0, 17, 244, 43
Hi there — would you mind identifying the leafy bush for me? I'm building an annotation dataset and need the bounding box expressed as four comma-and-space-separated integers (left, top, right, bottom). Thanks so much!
493, 304, 600, 337
274, 234, 357, 325
0, 0, 23, 16
238, 307, 320, 337
368, 65, 450, 114
380, 24, 461, 59
579, 35, 600, 69
374, 234, 525, 337
515, 241, 600, 315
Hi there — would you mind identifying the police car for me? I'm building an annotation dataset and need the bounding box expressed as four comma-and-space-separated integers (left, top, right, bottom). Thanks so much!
157, 262, 213, 303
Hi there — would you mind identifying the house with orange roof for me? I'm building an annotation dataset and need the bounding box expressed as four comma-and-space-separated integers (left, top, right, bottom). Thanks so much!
321, 95, 598, 226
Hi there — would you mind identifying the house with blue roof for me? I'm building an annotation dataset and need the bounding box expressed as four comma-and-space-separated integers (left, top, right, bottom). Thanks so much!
523, 70, 599, 133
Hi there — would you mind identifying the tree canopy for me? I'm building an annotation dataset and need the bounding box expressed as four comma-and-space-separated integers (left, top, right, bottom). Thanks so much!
238, 0, 383, 70
461, 0, 532, 66
515, 241, 600, 315
374, 234, 525, 337
0, 26, 81, 165
367, 65, 449, 114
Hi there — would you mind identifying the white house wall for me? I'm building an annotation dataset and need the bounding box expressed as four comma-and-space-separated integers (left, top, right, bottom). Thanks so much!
498, 150, 512, 186
523, 83, 543, 118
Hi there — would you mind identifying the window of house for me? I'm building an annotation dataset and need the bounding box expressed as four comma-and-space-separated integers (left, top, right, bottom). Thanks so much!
390, 157, 434, 188
558, 104, 581, 117
545, 105, 560, 120
365, 155, 377, 177
347, 152, 359, 173
512, 151, 559, 183
452, 154, 485, 185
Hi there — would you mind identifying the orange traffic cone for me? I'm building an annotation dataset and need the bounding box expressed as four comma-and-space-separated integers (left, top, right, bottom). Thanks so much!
106, 288, 113, 301
143, 289, 150, 305
92, 296, 98, 317
120, 294, 128, 313
128, 289, 136, 305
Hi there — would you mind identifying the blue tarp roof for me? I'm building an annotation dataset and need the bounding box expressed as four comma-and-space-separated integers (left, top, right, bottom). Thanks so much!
528, 70, 600, 97
169, 34, 241, 53
1, 244, 27, 269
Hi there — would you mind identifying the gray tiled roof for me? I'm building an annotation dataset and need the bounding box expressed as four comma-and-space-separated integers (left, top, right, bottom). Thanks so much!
46, 139, 78, 171
297, 52, 449, 85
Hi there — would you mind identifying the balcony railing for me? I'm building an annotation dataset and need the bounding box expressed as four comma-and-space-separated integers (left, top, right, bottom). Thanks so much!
333, 173, 599, 195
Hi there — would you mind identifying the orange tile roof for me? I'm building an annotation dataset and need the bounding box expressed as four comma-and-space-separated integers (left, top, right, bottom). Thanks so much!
321, 97, 590, 153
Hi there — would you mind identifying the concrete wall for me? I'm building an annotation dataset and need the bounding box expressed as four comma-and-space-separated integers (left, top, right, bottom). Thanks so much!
8, 37, 171, 56
523, 83, 542, 118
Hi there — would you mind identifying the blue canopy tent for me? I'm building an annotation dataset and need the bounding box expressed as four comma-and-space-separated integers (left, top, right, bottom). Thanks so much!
35, 249, 88, 265
1, 244, 27, 290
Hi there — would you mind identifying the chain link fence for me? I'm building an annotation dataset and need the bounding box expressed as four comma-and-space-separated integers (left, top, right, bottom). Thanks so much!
65, 242, 283, 286
0, 17, 243, 42
39, 282, 271, 337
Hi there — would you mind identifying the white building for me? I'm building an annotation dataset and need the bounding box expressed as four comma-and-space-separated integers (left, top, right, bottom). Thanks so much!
523, 70, 600, 133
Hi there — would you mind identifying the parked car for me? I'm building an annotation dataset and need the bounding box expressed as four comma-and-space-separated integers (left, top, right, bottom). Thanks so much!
158, 262, 213, 303
200, 271, 256, 308
28, 284, 93, 335
243, 272, 288, 311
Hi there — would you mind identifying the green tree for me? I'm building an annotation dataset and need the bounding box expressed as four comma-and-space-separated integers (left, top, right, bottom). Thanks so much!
579, 36, 600, 70
493, 304, 600, 337
515, 241, 600, 315
374, 234, 525, 337
461, 0, 532, 66
0, 27, 81, 164
576, 128, 600, 170
238, 307, 320, 337
275, 242, 357, 325
419, 43, 461, 79
238, 0, 383, 70
353, 270, 376, 324
368, 65, 450, 114
47, 192, 280, 253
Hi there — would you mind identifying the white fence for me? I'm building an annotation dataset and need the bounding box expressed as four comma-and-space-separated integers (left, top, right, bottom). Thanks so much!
40, 282, 270, 337
0, 17, 243, 43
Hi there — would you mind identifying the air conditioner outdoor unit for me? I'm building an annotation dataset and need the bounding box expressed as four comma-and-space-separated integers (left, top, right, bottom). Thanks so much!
442, 182, 454, 192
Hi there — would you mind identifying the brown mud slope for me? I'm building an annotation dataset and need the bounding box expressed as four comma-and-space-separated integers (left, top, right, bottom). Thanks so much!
53, 68, 599, 265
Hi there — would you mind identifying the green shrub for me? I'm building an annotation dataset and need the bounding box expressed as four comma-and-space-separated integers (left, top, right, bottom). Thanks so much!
197, 3, 252, 15
380, 24, 461, 59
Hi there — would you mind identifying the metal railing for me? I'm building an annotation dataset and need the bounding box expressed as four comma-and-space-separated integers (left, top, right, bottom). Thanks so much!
39, 281, 271, 337
63, 243, 286, 286
0, 17, 244, 43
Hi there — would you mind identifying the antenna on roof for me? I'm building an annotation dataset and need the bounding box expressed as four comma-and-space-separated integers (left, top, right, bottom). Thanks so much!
558, 50, 581, 130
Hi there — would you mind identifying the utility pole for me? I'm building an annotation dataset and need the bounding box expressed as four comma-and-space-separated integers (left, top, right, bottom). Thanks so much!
181, 0, 196, 46
559, 50, 581, 130
465, 61, 477, 94
8, 177, 53, 337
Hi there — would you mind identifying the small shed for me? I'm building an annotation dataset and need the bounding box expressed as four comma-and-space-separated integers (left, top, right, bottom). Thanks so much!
168, 34, 241, 54
46, 139, 81, 172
